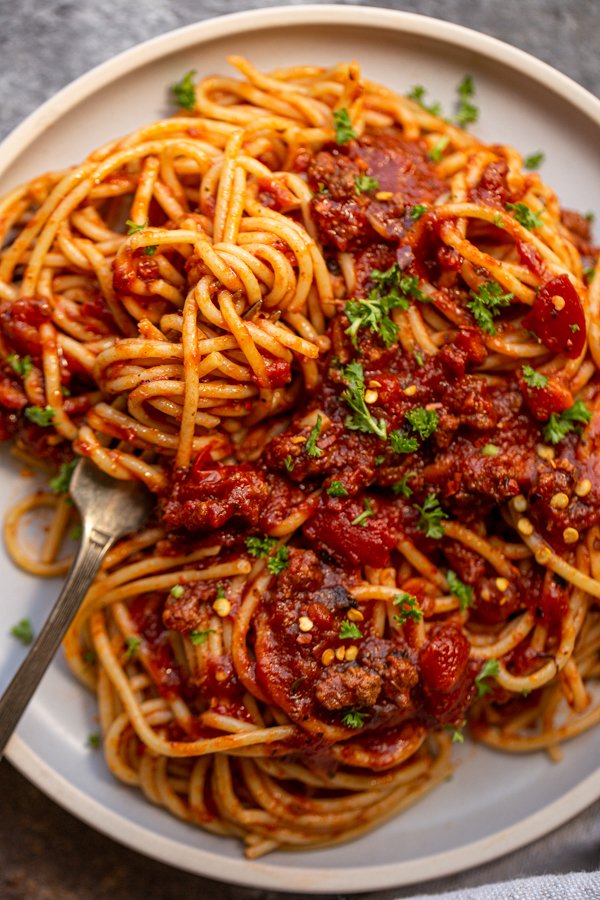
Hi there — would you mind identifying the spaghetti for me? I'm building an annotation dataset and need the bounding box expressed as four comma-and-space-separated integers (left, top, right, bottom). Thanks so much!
1, 58, 599, 857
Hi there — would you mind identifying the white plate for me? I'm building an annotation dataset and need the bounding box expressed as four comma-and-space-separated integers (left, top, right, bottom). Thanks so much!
1, 6, 599, 894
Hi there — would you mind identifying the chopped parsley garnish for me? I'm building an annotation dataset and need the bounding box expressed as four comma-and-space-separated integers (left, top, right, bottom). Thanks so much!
467, 281, 514, 335
493, 213, 505, 228
570, 323, 580, 333
125, 219, 157, 255
454, 74, 478, 126
447, 570, 474, 611
283, 455, 295, 472
339, 620, 363, 640
124, 636, 141, 659
405, 407, 438, 440
171, 69, 197, 110
333, 107, 357, 144
542, 400, 592, 445
392, 592, 423, 625
216, 583, 225, 599
10, 618, 33, 645
481, 442, 500, 457
344, 265, 425, 349
246, 535, 278, 558
267, 546, 289, 575
24, 405, 54, 426
351, 497, 375, 527
305, 414, 324, 458
428, 135, 449, 163
410, 204, 428, 222
506, 202, 543, 230
341, 361, 388, 439
246, 535, 289, 574
522, 365, 548, 389
524, 151, 545, 170
583, 267, 596, 283
70, 525, 82, 541
354, 173, 379, 194
585, 211, 595, 223
126, 219, 147, 235
7, 353, 33, 378
475, 658, 500, 697
389, 430, 419, 455
341, 709, 369, 729
374, 455, 384, 466
87, 732, 101, 749
169, 584, 184, 599
446, 725, 465, 743
414, 350, 424, 367
189, 629, 216, 646
49, 460, 77, 494
407, 85, 442, 116
327, 480, 349, 498
391, 471, 416, 498
415, 493, 448, 539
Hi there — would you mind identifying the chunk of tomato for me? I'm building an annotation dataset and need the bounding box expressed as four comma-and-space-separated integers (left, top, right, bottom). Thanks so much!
522, 274, 585, 359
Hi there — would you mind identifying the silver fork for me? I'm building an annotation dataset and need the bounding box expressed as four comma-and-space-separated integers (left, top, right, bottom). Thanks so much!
0, 458, 154, 757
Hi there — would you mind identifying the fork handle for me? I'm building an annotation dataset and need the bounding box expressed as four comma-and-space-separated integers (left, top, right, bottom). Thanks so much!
0, 525, 114, 758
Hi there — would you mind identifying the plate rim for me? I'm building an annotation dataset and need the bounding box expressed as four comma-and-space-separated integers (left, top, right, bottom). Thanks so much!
2, 4, 600, 893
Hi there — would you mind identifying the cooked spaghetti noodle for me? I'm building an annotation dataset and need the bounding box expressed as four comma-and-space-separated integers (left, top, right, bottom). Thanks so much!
1, 58, 599, 856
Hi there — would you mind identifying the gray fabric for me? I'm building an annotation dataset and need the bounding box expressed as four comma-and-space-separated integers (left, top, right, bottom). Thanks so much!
0, 1, 599, 898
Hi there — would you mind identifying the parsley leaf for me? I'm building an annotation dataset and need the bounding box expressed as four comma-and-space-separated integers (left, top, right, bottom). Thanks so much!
49, 460, 77, 494
327, 480, 349, 497
24, 405, 54, 426
341, 362, 388, 439
10, 618, 33, 645
410, 204, 428, 222
305, 414, 324, 458
467, 281, 513, 335
391, 471, 416, 497
284, 455, 295, 472
7, 353, 33, 378
126, 219, 147, 235
341, 709, 369, 728
246, 535, 278, 558
354, 173, 379, 194
171, 69, 197, 110
475, 658, 500, 697
524, 151, 544, 170
124, 636, 141, 660
389, 430, 419, 454
87, 732, 101, 749
351, 497, 375, 527
429, 136, 449, 163
408, 85, 442, 116
447, 570, 473, 611
267, 546, 289, 575
339, 620, 362, 639
189, 629, 216, 646
446, 725, 465, 743
454, 74, 478, 126
392, 592, 423, 624
522, 365, 548, 389
216, 583, 225, 599
333, 107, 357, 144
169, 584, 184, 599
344, 265, 425, 349
415, 493, 447, 539
405, 407, 438, 440
542, 400, 592, 445
506, 202, 543, 230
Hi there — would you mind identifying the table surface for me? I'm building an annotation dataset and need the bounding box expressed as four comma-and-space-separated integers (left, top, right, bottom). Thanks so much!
1, 1, 599, 898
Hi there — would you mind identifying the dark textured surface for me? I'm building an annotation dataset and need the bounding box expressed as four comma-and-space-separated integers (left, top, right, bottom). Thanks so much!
1, 2, 600, 898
